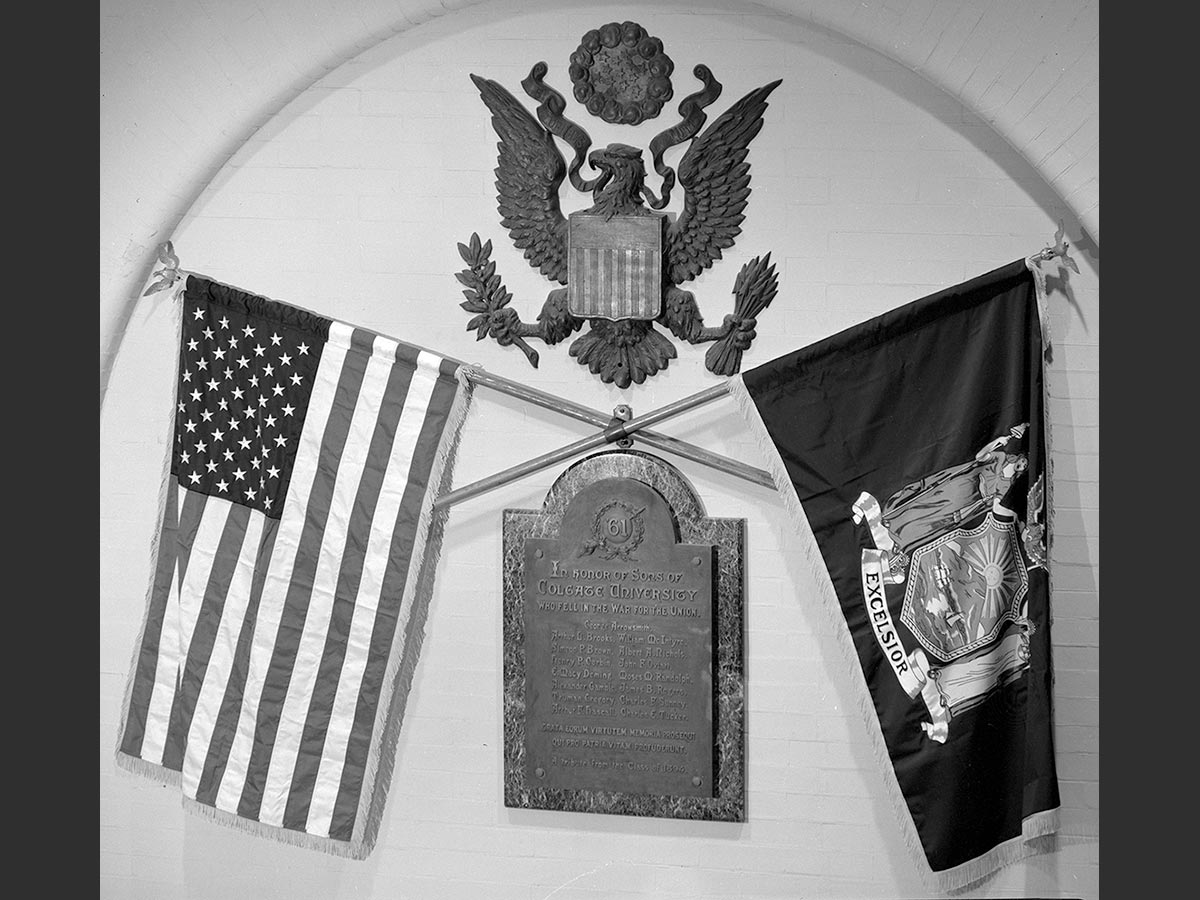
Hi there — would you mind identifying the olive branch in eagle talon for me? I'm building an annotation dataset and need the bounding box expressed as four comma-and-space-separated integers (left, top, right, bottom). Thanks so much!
456, 232, 583, 368
457, 56, 783, 387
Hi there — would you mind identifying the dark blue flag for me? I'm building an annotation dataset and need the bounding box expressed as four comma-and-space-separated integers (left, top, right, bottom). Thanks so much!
735, 259, 1060, 889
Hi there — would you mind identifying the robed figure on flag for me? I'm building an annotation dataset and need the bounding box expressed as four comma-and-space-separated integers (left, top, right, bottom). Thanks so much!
734, 260, 1059, 887
116, 275, 472, 858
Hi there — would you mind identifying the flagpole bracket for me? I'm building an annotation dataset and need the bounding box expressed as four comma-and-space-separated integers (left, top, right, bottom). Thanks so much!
1033, 241, 1067, 261
605, 404, 635, 448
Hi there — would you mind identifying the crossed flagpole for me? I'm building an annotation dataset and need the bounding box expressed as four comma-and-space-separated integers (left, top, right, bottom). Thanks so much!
433, 370, 773, 509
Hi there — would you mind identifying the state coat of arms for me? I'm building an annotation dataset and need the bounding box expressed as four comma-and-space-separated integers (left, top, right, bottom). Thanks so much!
455, 22, 781, 388
849, 423, 1048, 743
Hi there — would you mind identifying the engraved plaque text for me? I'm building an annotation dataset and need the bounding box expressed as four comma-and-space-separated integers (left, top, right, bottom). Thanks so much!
522, 478, 713, 796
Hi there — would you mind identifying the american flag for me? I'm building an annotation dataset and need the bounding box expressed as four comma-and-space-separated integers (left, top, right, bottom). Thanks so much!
117, 275, 471, 857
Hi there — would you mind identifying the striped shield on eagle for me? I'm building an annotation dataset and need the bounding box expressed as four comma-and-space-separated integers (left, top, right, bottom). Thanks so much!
567, 213, 663, 320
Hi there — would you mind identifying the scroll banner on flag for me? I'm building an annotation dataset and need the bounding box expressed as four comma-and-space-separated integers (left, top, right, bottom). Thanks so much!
115, 274, 474, 858
731, 259, 1060, 889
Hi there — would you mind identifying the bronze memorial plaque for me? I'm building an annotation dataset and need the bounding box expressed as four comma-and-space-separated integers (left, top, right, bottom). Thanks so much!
502, 449, 745, 821
524, 477, 713, 795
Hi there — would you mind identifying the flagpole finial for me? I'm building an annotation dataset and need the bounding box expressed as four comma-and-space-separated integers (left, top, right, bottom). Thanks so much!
142, 240, 184, 297
1029, 222, 1079, 273
1032, 223, 1080, 267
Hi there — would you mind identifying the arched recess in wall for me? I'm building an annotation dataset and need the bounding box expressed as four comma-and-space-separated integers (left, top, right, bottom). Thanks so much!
99, 0, 1098, 406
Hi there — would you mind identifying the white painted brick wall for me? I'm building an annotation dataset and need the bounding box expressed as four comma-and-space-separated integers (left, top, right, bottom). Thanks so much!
100, 3, 1099, 898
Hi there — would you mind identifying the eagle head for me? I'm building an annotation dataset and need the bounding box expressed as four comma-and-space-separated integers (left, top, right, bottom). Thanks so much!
587, 144, 649, 218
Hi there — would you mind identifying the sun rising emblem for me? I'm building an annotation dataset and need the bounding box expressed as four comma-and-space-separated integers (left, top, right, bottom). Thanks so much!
901, 514, 1029, 664
961, 527, 1024, 624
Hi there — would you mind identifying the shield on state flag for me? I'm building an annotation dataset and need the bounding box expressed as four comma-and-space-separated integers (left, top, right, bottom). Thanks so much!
899, 514, 1029, 664
567, 212, 663, 320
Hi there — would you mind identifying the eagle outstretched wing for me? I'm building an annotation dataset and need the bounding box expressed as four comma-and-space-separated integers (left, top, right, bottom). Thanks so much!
471, 74, 570, 285
665, 80, 781, 286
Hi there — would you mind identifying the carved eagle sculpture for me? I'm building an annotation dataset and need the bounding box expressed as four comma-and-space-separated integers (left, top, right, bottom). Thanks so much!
456, 65, 781, 388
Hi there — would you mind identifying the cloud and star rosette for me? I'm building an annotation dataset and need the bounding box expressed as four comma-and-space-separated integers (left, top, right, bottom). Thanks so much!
568, 22, 674, 126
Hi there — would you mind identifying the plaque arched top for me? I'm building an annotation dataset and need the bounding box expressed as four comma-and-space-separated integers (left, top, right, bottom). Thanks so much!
529, 449, 709, 539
